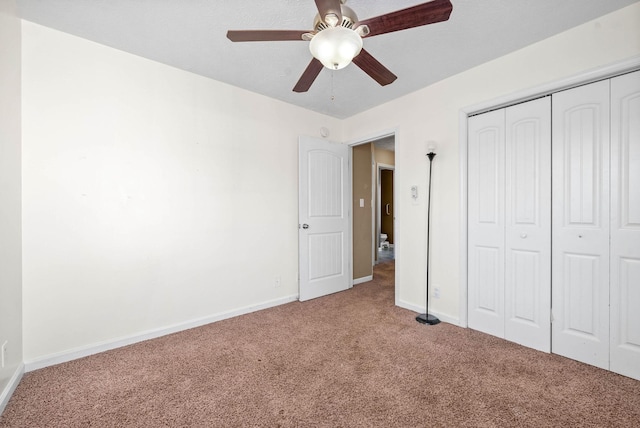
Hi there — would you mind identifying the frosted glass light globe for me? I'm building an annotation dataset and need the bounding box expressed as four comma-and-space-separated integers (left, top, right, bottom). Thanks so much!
309, 26, 363, 70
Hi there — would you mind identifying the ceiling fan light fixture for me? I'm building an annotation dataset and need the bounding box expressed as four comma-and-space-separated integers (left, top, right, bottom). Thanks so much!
309, 26, 363, 70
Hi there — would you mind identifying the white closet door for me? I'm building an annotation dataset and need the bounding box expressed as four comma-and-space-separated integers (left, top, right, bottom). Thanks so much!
504, 97, 551, 352
552, 80, 610, 369
468, 109, 506, 337
610, 70, 640, 380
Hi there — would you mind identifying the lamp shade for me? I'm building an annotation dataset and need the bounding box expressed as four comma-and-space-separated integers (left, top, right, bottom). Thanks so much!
309, 26, 363, 70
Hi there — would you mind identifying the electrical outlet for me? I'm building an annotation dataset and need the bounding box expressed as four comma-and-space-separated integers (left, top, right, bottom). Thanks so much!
1, 341, 7, 368
433, 287, 441, 299
275, 276, 281, 288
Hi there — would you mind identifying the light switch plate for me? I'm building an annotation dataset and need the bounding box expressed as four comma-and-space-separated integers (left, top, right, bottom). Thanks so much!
411, 185, 419, 205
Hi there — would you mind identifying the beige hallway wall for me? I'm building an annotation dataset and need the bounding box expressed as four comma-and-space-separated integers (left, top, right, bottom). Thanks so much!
352, 143, 373, 280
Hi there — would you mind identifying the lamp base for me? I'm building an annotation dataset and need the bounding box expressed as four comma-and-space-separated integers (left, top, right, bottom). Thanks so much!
415, 313, 440, 325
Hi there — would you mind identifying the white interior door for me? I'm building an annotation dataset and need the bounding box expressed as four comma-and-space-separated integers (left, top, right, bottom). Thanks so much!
552, 80, 611, 370
299, 136, 351, 301
468, 109, 506, 337
610, 70, 640, 380
504, 97, 551, 352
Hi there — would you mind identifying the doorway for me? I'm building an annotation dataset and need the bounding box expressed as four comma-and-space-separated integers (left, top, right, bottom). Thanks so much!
351, 134, 395, 285
377, 165, 395, 263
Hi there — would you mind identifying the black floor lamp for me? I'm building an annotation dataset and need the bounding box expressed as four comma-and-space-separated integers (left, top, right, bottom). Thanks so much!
416, 143, 441, 326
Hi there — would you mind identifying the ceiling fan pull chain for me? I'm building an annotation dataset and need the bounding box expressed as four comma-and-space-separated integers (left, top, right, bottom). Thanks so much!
331, 70, 335, 101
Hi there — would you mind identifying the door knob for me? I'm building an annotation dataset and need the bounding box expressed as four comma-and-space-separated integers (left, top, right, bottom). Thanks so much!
302, 224, 309, 229
520, 233, 527, 239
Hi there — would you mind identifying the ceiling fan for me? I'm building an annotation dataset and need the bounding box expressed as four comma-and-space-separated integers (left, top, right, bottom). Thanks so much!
227, 0, 453, 93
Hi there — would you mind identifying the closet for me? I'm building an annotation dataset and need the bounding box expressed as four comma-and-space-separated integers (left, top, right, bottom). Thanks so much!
467, 70, 640, 380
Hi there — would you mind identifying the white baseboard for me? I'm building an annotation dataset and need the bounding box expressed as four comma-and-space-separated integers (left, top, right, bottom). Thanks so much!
0, 363, 24, 416
396, 299, 460, 326
353, 275, 373, 285
24, 294, 298, 372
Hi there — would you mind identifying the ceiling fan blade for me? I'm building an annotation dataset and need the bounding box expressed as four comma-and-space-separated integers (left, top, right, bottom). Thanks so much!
356, 0, 453, 38
314, 0, 342, 25
352, 49, 397, 86
226, 30, 309, 42
293, 58, 324, 93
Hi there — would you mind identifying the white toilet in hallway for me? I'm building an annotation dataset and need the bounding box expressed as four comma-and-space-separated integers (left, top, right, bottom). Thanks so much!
380, 233, 389, 249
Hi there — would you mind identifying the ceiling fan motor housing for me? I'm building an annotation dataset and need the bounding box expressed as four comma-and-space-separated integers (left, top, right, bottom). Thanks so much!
313, 5, 358, 31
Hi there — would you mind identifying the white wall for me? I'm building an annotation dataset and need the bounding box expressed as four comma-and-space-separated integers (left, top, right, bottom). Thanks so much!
344, 2, 640, 322
21, 21, 343, 364
0, 0, 23, 411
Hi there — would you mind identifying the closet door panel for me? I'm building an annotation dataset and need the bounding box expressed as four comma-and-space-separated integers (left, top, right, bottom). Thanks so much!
610, 70, 640, 380
468, 109, 506, 337
552, 80, 610, 370
505, 97, 551, 352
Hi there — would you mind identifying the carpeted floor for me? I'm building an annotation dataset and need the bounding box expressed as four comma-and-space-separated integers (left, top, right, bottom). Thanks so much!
2, 260, 639, 427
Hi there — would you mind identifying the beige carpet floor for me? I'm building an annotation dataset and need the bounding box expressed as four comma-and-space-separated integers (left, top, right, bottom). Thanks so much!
2, 261, 639, 427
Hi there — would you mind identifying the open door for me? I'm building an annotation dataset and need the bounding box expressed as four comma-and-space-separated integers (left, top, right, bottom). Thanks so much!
299, 136, 351, 301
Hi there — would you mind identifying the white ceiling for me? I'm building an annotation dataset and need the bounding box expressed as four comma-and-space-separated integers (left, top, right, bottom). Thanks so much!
16, 0, 639, 119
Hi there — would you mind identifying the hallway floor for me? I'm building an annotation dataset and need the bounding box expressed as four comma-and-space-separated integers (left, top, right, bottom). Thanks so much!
377, 245, 394, 263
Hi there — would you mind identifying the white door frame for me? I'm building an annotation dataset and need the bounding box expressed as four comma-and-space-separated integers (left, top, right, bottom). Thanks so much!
347, 128, 399, 304
458, 56, 640, 327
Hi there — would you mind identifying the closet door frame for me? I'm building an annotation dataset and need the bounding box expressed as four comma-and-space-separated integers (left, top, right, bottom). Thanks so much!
459, 57, 640, 329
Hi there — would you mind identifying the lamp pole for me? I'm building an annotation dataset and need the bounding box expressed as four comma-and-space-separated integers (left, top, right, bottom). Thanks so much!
416, 148, 441, 325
